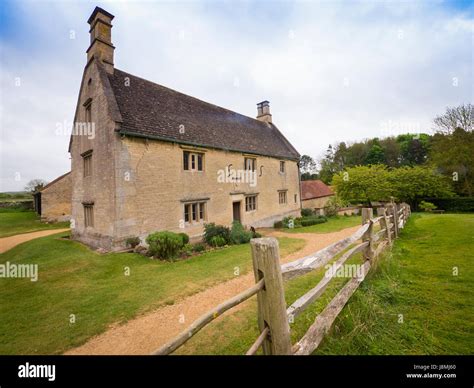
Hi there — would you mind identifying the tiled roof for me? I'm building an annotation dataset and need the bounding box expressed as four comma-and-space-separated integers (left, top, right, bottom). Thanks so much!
107, 68, 300, 160
301, 180, 334, 200
41, 171, 71, 191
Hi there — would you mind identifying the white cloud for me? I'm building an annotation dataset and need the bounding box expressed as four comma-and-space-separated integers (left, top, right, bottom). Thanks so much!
1, 0, 472, 191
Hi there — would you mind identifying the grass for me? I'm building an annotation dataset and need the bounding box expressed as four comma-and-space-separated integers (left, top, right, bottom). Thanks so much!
0, 232, 305, 355
282, 215, 362, 234
0, 210, 69, 238
176, 213, 473, 355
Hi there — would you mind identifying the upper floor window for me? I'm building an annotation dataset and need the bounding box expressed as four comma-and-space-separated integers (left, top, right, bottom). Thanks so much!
280, 161, 286, 173
245, 195, 257, 212
278, 190, 287, 205
82, 150, 93, 177
183, 151, 203, 171
85, 102, 92, 123
245, 157, 256, 171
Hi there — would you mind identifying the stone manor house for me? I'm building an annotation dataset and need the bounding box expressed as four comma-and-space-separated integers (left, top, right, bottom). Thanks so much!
69, 7, 302, 250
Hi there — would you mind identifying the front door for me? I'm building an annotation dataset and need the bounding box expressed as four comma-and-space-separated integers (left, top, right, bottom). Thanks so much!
232, 201, 241, 222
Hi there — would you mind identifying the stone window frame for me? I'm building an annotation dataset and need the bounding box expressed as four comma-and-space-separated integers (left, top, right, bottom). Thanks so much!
183, 151, 204, 172
81, 149, 93, 178
279, 161, 286, 174
245, 195, 258, 212
84, 98, 92, 123
183, 201, 207, 224
244, 157, 256, 172
278, 190, 288, 205
83, 202, 94, 228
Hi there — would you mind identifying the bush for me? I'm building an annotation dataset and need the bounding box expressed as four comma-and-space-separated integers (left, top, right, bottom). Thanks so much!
301, 208, 314, 217
300, 215, 328, 227
274, 220, 283, 228
125, 237, 140, 248
192, 243, 206, 253
203, 223, 231, 245
282, 216, 296, 228
419, 201, 437, 212
178, 232, 189, 246
146, 231, 183, 260
209, 235, 227, 247
325, 195, 349, 217
420, 197, 474, 212
230, 221, 253, 244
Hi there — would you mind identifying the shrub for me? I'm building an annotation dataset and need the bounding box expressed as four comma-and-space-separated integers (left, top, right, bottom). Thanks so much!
325, 195, 349, 217
146, 231, 183, 260
230, 221, 252, 244
300, 215, 328, 227
125, 237, 140, 248
178, 232, 190, 246
192, 243, 206, 253
209, 235, 227, 247
274, 220, 283, 228
282, 216, 296, 228
301, 208, 314, 217
420, 197, 474, 212
419, 201, 437, 212
204, 223, 231, 245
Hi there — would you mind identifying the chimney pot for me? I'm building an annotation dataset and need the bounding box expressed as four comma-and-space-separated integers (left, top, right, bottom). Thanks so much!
256, 100, 272, 124
86, 7, 115, 73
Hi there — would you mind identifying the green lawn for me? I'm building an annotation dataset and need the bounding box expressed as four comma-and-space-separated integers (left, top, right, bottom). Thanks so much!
282, 215, 362, 234
0, 232, 305, 355
177, 213, 473, 355
0, 210, 69, 238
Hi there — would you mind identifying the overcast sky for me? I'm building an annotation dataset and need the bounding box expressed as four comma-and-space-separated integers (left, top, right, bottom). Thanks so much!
0, 0, 472, 192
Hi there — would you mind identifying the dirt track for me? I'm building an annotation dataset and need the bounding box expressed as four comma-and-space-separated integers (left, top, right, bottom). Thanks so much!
0, 229, 70, 254
65, 225, 361, 355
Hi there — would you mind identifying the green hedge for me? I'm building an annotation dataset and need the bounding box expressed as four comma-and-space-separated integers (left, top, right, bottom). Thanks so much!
420, 197, 474, 212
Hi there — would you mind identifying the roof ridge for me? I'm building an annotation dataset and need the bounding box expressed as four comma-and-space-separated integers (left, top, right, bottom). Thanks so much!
112, 68, 274, 129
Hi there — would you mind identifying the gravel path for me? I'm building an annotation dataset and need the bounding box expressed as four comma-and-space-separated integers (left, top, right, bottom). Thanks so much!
0, 229, 70, 254
65, 225, 361, 355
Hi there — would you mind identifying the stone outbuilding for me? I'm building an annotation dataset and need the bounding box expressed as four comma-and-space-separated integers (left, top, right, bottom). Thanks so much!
301, 180, 334, 214
35, 172, 72, 222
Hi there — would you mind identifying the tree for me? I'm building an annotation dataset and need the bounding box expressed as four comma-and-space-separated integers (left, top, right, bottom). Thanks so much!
299, 155, 317, 174
365, 144, 385, 165
332, 165, 454, 207
429, 128, 474, 196
24, 179, 48, 193
433, 103, 473, 134
390, 166, 454, 205
319, 145, 337, 184
332, 165, 392, 205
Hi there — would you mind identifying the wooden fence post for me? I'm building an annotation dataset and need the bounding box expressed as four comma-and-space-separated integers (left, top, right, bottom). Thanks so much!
377, 207, 392, 245
251, 238, 292, 355
392, 203, 400, 237
362, 219, 375, 261
361, 207, 373, 225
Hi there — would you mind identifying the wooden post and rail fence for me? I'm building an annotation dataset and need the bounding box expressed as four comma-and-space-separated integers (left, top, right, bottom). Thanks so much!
153, 202, 411, 356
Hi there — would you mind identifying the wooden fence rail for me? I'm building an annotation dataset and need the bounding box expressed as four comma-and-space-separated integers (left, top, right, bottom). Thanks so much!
152, 203, 411, 356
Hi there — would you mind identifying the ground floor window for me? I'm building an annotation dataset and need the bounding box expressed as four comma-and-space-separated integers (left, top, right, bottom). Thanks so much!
279, 191, 287, 204
245, 195, 257, 212
83, 204, 94, 227
184, 202, 206, 223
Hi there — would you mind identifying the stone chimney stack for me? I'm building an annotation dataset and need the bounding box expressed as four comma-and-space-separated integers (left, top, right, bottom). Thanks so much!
256, 101, 272, 124
87, 6, 115, 73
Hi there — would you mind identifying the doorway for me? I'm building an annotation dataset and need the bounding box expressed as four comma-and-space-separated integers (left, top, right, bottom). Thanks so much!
232, 201, 241, 223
